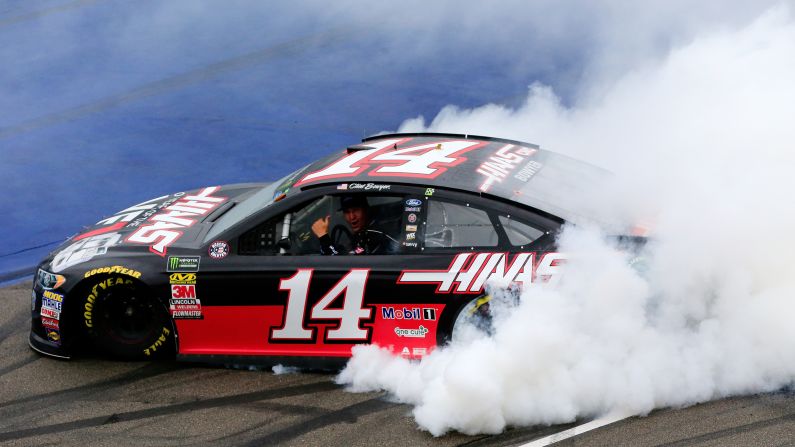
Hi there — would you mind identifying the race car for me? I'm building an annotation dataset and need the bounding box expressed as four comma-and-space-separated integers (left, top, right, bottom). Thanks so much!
30, 133, 619, 366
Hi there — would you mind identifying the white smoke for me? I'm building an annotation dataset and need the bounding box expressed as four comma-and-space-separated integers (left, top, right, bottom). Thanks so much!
337, 4, 795, 436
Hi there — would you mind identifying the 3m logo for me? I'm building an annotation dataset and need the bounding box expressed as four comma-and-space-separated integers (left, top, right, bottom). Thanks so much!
171, 285, 196, 299
169, 273, 196, 284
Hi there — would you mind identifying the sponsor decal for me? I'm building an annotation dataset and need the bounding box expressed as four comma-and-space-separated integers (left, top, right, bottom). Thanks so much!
403, 242, 418, 248
348, 182, 391, 191
42, 290, 64, 302
84, 277, 133, 328
41, 290, 63, 319
143, 327, 171, 356
413, 347, 428, 357
407, 213, 417, 223
272, 188, 288, 202
476, 144, 537, 192
296, 138, 487, 186
71, 194, 183, 242
84, 265, 142, 279
406, 232, 416, 241
42, 297, 62, 312
169, 272, 196, 285
41, 317, 59, 330
398, 252, 567, 293
405, 225, 417, 232
514, 160, 543, 182
401, 347, 410, 357
46, 329, 61, 345
337, 183, 348, 190
208, 240, 230, 259
170, 283, 203, 319
40, 307, 59, 320
424, 188, 435, 196
126, 186, 227, 256
171, 284, 196, 299
404, 206, 421, 212
406, 198, 422, 207
171, 310, 203, 318
381, 307, 437, 321
167, 256, 200, 272
51, 232, 121, 273
394, 326, 429, 338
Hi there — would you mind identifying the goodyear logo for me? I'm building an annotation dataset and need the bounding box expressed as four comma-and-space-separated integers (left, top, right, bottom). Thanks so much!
84, 277, 132, 329
169, 273, 196, 285
84, 265, 142, 279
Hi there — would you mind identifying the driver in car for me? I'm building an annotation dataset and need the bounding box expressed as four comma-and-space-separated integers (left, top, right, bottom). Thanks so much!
311, 195, 399, 255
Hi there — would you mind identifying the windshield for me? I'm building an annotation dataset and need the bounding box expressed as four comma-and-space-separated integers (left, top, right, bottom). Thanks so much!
203, 171, 297, 243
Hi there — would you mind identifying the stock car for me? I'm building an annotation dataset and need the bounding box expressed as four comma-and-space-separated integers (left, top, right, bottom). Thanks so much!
30, 133, 620, 366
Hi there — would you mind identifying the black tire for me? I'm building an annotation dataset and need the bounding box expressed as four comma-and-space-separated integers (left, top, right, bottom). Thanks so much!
80, 276, 174, 359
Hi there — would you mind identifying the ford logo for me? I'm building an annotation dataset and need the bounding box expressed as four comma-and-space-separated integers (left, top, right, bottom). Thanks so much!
405, 199, 422, 207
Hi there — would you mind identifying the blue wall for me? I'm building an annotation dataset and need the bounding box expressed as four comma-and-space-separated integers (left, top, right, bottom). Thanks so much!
0, 0, 588, 281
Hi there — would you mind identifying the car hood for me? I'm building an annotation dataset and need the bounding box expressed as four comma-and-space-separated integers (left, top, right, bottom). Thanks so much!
46, 184, 265, 273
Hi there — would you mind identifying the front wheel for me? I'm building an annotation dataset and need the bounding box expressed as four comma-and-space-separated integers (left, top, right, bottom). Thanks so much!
80, 276, 174, 359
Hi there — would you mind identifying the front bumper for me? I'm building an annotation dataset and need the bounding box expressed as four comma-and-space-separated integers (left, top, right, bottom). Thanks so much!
29, 331, 71, 360
30, 271, 73, 360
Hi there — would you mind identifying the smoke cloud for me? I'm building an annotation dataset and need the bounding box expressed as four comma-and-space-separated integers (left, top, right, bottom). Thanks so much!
337, 4, 795, 435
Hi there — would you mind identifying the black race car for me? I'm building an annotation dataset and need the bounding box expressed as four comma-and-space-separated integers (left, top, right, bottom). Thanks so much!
30, 133, 622, 366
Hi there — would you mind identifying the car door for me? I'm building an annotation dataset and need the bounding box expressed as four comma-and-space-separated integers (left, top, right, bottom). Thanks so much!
175, 188, 427, 360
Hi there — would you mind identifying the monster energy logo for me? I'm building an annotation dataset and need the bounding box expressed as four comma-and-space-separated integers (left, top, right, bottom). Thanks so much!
167, 256, 200, 272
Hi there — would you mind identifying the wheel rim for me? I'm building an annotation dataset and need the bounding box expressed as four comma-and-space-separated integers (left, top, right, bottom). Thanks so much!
100, 286, 160, 345
451, 295, 493, 342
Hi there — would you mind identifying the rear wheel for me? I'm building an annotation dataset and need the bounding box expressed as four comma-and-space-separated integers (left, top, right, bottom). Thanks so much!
81, 276, 174, 359
438, 294, 494, 346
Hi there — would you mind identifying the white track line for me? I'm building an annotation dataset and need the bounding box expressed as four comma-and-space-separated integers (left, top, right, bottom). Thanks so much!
517, 412, 632, 447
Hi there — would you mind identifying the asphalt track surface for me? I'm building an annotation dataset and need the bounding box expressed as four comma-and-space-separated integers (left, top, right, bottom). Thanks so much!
2, 282, 794, 446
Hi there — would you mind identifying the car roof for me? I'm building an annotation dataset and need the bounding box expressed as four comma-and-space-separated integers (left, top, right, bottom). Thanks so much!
279, 133, 613, 225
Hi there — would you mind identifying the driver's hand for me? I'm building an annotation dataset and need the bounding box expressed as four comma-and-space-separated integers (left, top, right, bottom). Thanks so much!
312, 215, 330, 237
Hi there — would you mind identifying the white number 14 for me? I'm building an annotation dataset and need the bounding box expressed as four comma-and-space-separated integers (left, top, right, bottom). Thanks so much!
271, 269, 372, 341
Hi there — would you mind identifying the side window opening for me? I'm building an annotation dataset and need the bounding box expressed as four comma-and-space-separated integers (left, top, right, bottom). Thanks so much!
498, 215, 545, 247
237, 215, 284, 255
238, 194, 406, 256
424, 200, 498, 249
